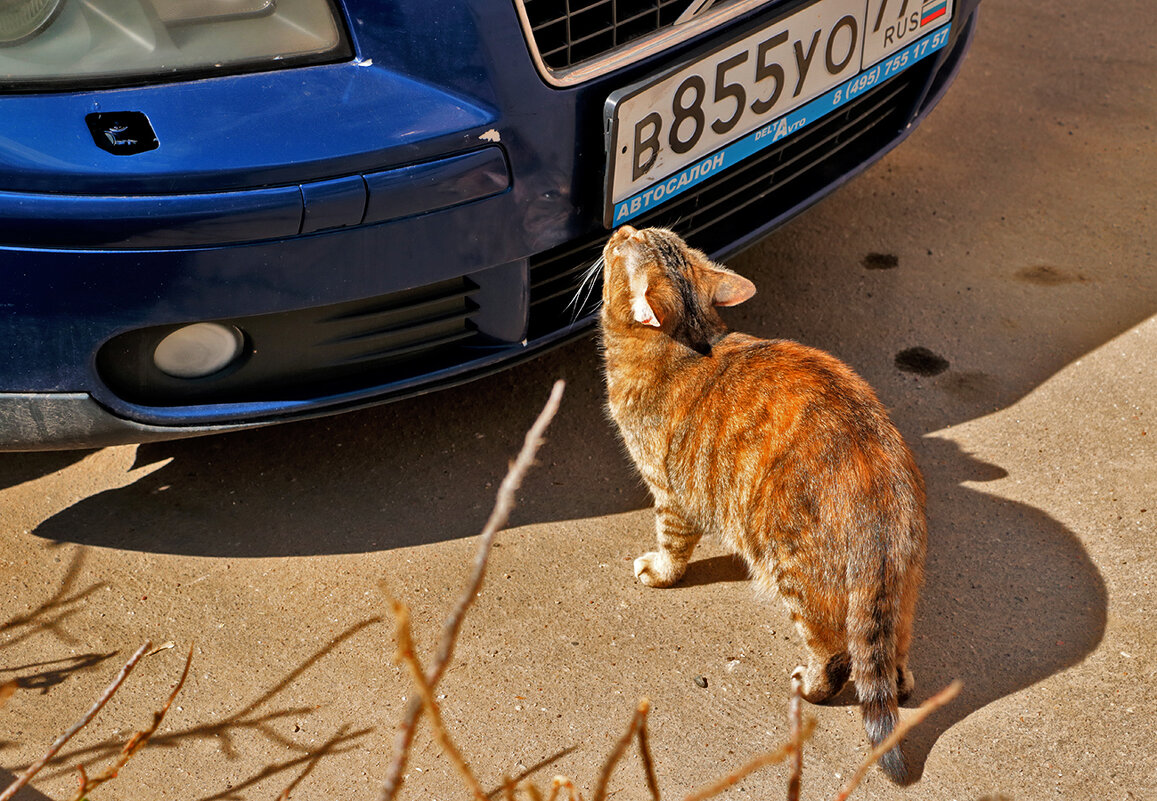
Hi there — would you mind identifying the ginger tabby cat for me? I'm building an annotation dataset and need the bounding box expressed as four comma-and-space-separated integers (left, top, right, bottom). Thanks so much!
599, 226, 927, 783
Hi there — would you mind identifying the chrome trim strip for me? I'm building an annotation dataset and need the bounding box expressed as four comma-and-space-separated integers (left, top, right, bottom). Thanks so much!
512, 0, 776, 88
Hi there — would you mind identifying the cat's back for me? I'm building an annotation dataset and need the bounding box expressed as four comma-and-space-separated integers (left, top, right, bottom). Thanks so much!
666, 333, 923, 516
671, 333, 892, 438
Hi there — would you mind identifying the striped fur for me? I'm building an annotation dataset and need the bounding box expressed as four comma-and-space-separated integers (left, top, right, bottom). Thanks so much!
599, 227, 926, 784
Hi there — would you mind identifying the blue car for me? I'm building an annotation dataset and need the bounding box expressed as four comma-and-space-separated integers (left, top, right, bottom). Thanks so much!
0, 0, 978, 450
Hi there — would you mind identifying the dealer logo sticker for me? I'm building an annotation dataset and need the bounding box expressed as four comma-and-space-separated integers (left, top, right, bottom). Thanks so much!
85, 111, 159, 156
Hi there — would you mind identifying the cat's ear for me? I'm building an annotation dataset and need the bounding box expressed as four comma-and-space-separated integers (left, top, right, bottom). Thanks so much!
632, 293, 662, 327
709, 267, 757, 307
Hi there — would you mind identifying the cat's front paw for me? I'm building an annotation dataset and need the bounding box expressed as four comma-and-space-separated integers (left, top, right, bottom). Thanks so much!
633, 551, 684, 588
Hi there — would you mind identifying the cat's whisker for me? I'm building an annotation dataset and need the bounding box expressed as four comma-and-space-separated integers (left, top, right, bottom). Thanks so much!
566, 255, 605, 323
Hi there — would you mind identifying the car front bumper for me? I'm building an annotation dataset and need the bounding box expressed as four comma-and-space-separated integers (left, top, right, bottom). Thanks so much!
0, 0, 979, 450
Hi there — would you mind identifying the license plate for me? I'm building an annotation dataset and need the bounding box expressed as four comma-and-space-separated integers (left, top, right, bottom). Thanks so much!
604, 0, 953, 227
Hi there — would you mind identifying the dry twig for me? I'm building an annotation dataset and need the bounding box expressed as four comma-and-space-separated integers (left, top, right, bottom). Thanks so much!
591, 699, 654, 801
67, 644, 193, 801
787, 673, 804, 801
834, 679, 963, 801
388, 598, 486, 800
379, 380, 566, 801
635, 702, 661, 801
372, 374, 960, 801
0, 642, 151, 801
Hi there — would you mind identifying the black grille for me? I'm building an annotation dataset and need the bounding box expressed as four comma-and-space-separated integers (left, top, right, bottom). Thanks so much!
527, 62, 930, 337
522, 0, 746, 71
98, 277, 481, 405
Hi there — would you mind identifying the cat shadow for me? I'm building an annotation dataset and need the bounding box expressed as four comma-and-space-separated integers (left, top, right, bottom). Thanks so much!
893, 436, 1107, 782
679, 554, 750, 587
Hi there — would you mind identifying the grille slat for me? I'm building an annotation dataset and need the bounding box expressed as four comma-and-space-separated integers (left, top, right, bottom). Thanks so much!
520, 0, 750, 72
674, 81, 909, 240
335, 327, 480, 367
324, 308, 479, 353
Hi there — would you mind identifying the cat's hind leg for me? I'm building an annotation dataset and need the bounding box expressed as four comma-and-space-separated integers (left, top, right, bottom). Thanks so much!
634, 504, 702, 588
790, 615, 851, 704
895, 579, 920, 703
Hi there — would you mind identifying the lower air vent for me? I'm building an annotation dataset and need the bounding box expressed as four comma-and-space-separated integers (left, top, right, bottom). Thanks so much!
98, 277, 481, 405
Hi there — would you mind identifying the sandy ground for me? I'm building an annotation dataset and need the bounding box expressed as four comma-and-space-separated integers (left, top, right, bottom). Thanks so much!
1, 0, 1154, 799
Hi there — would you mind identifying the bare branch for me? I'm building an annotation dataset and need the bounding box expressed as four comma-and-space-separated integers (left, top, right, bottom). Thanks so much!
379, 380, 566, 801
67, 645, 194, 801
834, 680, 962, 801
592, 699, 650, 801
388, 597, 487, 800
635, 702, 661, 801
787, 673, 804, 801
0, 641, 151, 801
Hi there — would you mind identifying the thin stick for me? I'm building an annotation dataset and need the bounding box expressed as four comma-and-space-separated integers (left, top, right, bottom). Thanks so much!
680, 718, 816, 801
0, 641, 151, 801
635, 701, 661, 801
592, 699, 650, 801
786, 674, 804, 801
68, 645, 194, 801
834, 680, 962, 801
389, 598, 487, 800
379, 380, 566, 801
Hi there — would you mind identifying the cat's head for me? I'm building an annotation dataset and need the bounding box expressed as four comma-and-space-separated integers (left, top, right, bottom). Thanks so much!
600, 226, 755, 347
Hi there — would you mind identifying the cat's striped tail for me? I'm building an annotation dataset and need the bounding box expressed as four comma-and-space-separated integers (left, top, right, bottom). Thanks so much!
848, 579, 908, 784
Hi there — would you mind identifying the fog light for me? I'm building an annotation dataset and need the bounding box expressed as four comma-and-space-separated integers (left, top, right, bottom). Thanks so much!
153, 323, 244, 379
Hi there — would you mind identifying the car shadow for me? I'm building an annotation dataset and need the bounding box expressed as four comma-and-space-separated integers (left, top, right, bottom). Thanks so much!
0, 450, 93, 493
25, 337, 647, 558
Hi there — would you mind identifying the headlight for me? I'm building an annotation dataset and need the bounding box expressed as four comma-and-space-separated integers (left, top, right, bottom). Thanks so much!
0, 0, 350, 90
0, 0, 64, 45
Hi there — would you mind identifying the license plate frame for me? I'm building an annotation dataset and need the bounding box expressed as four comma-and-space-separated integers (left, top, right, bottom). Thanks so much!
604, 0, 953, 227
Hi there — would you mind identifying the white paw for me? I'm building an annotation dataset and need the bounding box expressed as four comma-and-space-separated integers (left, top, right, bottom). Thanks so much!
633, 551, 680, 588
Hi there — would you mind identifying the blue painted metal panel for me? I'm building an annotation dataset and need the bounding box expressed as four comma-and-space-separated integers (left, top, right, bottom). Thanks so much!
0, 0, 984, 448
0, 186, 303, 248
363, 148, 510, 224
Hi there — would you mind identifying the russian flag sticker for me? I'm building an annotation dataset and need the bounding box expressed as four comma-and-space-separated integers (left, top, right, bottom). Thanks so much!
920, 0, 948, 26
